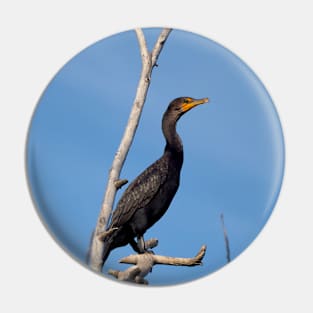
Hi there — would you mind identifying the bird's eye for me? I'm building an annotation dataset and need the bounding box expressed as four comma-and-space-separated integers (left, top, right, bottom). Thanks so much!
183, 98, 190, 103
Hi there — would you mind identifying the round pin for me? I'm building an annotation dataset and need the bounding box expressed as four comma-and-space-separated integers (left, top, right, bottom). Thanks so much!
26, 27, 284, 286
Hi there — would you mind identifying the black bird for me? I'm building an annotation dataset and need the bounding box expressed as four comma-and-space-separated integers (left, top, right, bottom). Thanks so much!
102, 97, 209, 264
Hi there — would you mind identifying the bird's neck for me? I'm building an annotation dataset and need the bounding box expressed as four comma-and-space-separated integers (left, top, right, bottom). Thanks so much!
162, 113, 183, 156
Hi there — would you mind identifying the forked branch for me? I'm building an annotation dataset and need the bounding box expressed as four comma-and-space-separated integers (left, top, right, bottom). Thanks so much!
108, 241, 206, 284
88, 28, 172, 272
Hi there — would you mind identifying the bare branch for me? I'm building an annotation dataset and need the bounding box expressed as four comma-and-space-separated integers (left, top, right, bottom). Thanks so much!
144, 238, 158, 249
114, 179, 128, 189
108, 267, 140, 281
135, 28, 150, 62
109, 242, 206, 284
220, 213, 231, 263
97, 227, 118, 241
153, 244, 206, 266
88, 28, 172, 272
151, 28, 172, 67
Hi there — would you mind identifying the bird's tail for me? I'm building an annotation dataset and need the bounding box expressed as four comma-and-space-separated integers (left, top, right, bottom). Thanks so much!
102, 237, 112, 265
102, 227, 120, 265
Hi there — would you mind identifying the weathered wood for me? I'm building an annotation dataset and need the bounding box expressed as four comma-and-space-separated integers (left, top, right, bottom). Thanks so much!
97, 227, 118, 241
108, 242, 206, 284
153, 245, 206, 266
114, 179, 128, 189
88, 28, 172, 272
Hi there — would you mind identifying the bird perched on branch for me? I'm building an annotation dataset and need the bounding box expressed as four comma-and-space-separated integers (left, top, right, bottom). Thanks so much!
101, 97, 209, 264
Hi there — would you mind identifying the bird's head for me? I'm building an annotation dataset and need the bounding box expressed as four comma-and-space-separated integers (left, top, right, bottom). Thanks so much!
167, 97, 209, 120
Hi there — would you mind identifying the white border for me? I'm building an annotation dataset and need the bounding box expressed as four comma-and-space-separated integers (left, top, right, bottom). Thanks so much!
1, 1, 312, 312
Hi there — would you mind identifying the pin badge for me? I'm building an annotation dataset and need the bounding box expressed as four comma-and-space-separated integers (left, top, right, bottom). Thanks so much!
26, 28, 284, 286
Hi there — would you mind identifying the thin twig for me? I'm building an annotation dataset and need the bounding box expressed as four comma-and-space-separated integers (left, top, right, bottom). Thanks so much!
151, 28, 172, 67
220, 213, 231, 263
97, 227, 118, 241
135, 28, 149, 60
114, 179, 128, 189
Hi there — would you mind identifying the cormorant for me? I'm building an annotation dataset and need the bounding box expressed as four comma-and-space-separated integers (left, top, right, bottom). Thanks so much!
102, 97, 209, 264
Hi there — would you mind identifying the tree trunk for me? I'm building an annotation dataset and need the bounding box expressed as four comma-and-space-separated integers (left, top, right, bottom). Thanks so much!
88, 28, 172, 272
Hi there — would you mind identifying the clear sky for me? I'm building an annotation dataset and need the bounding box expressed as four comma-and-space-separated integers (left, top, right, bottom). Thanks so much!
26, 28, 284, 285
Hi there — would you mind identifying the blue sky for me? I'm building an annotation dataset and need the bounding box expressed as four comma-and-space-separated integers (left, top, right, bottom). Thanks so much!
26, 28, 284, 285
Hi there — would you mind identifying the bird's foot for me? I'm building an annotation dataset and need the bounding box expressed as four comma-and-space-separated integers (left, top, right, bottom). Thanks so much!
137, 236, 146, 253
131, 237, 158, 254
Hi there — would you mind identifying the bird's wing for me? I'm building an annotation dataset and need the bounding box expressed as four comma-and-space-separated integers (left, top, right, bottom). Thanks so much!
109, 157, 169, 228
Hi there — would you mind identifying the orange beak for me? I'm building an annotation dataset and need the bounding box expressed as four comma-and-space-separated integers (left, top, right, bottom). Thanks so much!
181, 97, 209, 113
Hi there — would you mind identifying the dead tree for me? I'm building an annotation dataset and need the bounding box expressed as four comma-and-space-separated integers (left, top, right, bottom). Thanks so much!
88, 28, 206, 283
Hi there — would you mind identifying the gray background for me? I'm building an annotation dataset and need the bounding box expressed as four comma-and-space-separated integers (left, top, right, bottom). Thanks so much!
0, 0, 311, 312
